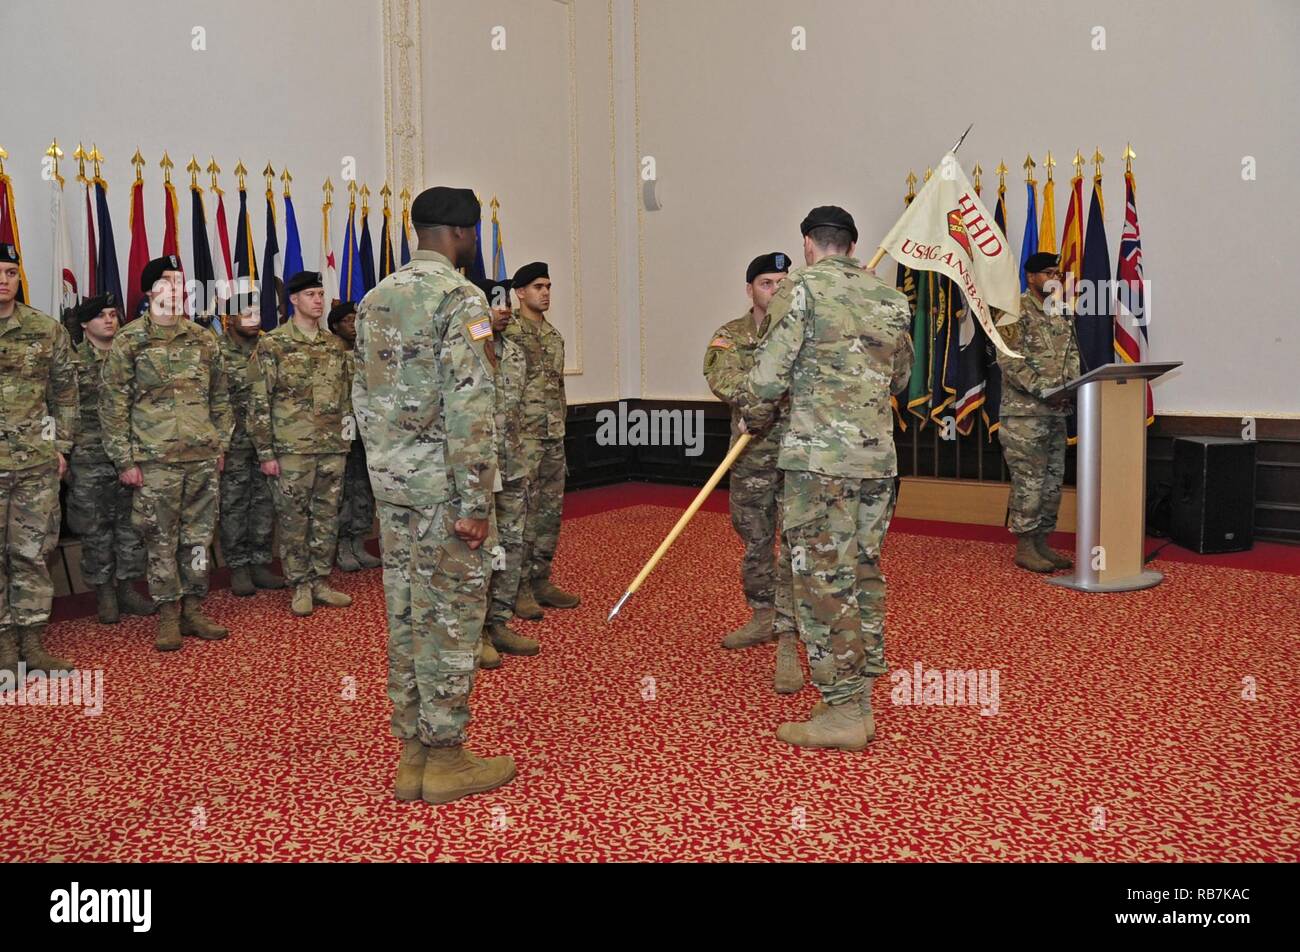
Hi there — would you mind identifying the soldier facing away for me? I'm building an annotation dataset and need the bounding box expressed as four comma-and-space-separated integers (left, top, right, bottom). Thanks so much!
66, 292, 155, 624
100, 255, 232, 651
703, 251, 804, 694
0, 242, 79, 676
354, 186, 515, 805
739, 206, 914, 751
326, 300, 381, 574
996, 251, 1080, 574
248, 270, 354, 617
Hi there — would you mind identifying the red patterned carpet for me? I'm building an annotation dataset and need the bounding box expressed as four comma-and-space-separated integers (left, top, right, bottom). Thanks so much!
3, 483, 1298, 862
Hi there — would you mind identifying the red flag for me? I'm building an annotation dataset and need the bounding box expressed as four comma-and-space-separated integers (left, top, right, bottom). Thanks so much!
80, 179, 98, 296
0, 167, 30, 303
162, 179, 182, 262
126, 177, 150, 322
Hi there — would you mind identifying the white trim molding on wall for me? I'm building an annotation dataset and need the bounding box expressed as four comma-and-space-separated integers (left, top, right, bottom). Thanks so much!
382, 0, 425, 205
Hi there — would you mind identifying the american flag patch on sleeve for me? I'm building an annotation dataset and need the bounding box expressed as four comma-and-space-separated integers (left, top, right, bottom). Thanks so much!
467, 317, 493, 341
709, 336, 732, 349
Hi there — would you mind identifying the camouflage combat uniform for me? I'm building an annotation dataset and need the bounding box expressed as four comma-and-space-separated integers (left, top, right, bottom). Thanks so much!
354, 249, 498, 748
336, 350, 377, 548
740, 255, 913, 705
486, 329, 531, 628
704, 308, 788, 618
217, 331, 276, 570
502, 310, 566, 587
0, 303, 78, 629
248, 321, 351, 587
100, 313, 232, 603
995, 290, 1081, 536
67, 337, 147, 586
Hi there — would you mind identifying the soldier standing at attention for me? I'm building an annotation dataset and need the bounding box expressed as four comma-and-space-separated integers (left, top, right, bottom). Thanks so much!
704, 252, 804, 694
739, 207, 913, 751
996, 252, 1080, 573
354, 186, 514, 805
217, 279, 286, 597
504, 261, 579, 619
66, 292, 154, 624
249, 270, 353, 617
474, 276, 540, 666
0, 243, 78, 676
100, 255, 232, 651
326, 300, 381, 573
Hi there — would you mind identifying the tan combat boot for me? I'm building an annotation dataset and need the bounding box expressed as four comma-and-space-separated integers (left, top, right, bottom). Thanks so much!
1014, 534, 1055, 573
722, 606, 776, 649
311, 579, 353, 607
230, 566, 256, 597
421, 745, 517, 804
351, 537, 382, 569
514, 583, 544, 621
155, 602, 182, 651
18, 625, 72, 673
776, 699, 872, 751
489, 622, 539, 657
180, 596, 229, 640
335, 540, 361, 572
250, 564, 286, 590
117, 579, 157, 616
291, 584, 314, 617
394, 739, 427, 801
809, 684, 877, 738
1, 626, 20, 678
95, 583, 120, 625
1034, 532, 1073, 570
479, 636, 501, 669
534, 579, 580, 609
773, 632, 805, 694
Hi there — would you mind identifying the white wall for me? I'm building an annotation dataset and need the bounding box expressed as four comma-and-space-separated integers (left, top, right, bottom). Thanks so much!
1, 0, 386, 316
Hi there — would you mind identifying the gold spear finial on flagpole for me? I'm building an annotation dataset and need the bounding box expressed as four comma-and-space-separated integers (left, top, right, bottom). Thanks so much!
73, 144, 88, 183
45, 139, 65, 188
130, 149, 145, 183
995, 160, 1008, 192
234, 160, 248, 191
347, 178, 357, 208
186, 156, 201, 189
1123, 142, 1136, 174
90, 144, 104, 180
972, 163, 983, 193
1043, 150, 1056, 182
160, 151, 174, 184
280, 167, 292, 198
322, 177, 334, 212
1092, 147, 1104, 182
380, 183, 392, 213
360, 183, 371, 216
1072, 150, 1085, 179
905, 170, 917, 200
400, 186, 411, 218
923, 167, 933, 182
207, 157, 222, 194
262, 163, 275, 197
1023, 153, 1036, 184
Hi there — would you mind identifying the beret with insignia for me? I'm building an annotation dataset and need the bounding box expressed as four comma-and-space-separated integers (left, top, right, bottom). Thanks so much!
285, 270, 323, 295
140, 255, 183, 293
0, 243, 19, 264
746, 251, 792, 284
410, 186, 480, 228
75, 292, 116, 323
800, 205, 858, 244
1024, 251, 1060, 274
511, 261, 549, 290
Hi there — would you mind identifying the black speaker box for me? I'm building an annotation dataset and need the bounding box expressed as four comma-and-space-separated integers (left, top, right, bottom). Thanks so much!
1171, 437, 1256, 554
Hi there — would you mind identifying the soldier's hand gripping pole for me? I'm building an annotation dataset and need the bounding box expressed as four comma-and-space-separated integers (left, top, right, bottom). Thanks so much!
607, 433, 752, 622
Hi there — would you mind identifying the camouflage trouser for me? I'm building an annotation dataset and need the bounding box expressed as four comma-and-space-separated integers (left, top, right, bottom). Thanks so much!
132, 459, 219, 604
0, 462, 60, 628
523, 438, 565, 584
66, 460, 147, 586
487, 475, 530, 626
378, 500, 489, 747
218, 449, 276, 568
782, 470, 896, 705
999, 414, 1067, 535
269, 453, 346, 586
338, 439, 376, 541
729, 451, 782, 609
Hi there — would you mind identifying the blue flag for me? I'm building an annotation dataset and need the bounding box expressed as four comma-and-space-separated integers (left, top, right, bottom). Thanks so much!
492, 214, 507, 281
467, 219, 487, 283
233, 187, 255, 283
190, 187, 217, 328
1018, 181, 1039, 292
283, 194, 303, 317
259, 194, 280, 330
358, 207, 376, 294
94, 181, 125, 317
339, 201, 363, 302
1077, 181, 1113, 373
399, 218, 410, 266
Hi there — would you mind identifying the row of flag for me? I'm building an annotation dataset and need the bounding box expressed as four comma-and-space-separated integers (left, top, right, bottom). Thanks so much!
893, 145, 1150, 439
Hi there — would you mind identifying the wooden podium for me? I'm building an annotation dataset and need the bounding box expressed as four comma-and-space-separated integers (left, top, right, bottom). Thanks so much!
1045, 361, 1181, 593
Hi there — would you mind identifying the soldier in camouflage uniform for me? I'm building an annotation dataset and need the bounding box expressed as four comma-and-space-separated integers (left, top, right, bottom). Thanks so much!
996, 252, 1081, 573
503, 261, 579, 618
248, 270, 353, 617
739, 207, 913, 751
704, 251, 804, 694
66, 293, 154, 624
100, 255, 233, 651
326, 301, 381, 573
474, 277, 540, 667
217, 282, 285, 597
0, 243, 78, 676
354, 186, 515, 805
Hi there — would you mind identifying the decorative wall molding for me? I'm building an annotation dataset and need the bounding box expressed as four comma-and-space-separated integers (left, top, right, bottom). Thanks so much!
381, 0, 424, 216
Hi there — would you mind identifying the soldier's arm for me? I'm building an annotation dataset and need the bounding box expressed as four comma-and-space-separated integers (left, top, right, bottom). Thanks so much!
995, 320, 1050, 398
441, 290, 498, 521
352, 315, 371, 443
246, 343, 276, 462
46, 323, 79, 456
99, 337, 134, 472
702, 326, 745, 404
341, 348, 355, 421
209, 339, 233, 453
891, 324, 915, 395
739, 279, 804, 419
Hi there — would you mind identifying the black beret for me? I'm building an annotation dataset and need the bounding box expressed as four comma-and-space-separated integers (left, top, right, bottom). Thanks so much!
76, 292, 117, 323
473, 277, 513, 308
800, 205, 858, 244
140, 254, 182, 293
326, 300, 356, 331
285, 270, 323, 295
0, 243, 18, 264
1024, 252, 1061, 274
511, 261, 549, 290
410, 186, 480, 228
746, 251, 792, 284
